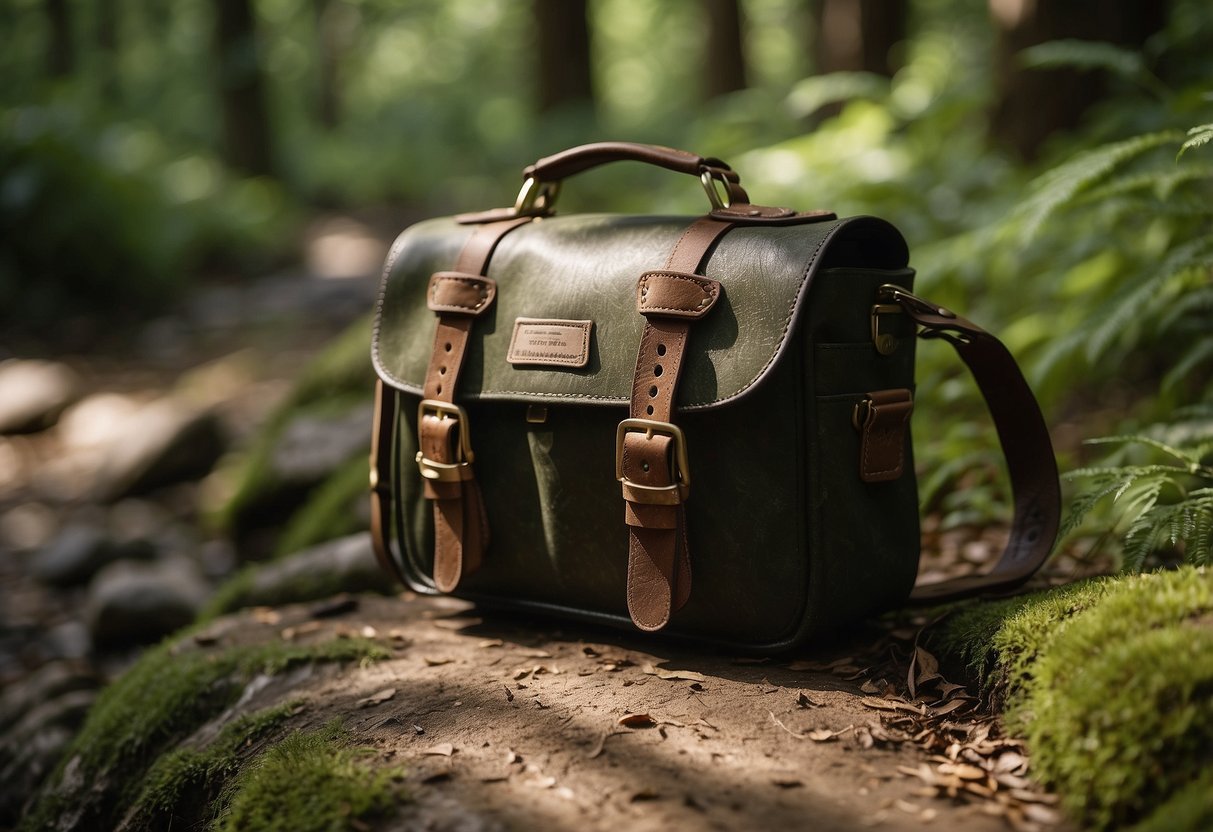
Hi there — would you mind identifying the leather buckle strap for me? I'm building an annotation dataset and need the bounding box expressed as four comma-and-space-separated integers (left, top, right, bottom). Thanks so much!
615, 418, 691, 505
415, 399, 474, 483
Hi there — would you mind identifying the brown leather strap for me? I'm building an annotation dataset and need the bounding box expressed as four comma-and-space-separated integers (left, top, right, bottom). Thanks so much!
619, 217, 735, 631
524, 142, 736, 183
879, 286, 1062, 602
371, 216, 531, 590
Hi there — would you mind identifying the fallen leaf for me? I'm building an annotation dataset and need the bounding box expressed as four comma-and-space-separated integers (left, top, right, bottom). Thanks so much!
642, 664, 708, 683
796, 691, 823, 708
807, 728, 846, 742
423, 743, 455, 757
280, 621, 321, 641
526, 776, 557, 789
355, 688, 397, 708
504, 686, 515, 702
478, 639, 504, 649
520, 649, 553, 659
588, 730, 621, 758
618, 713, 656, 728
930, 698, 973, 716
251, 607, 281, 625
424, 656, 453, 667
413, 724, 425, 735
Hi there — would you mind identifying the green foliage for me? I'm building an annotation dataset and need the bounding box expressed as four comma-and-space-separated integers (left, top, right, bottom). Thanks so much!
926, 567, 1213, 831
1178, 123, 1213, 160
215, 722, 405, 832
20, 633, 387, 831
0, 98, 297, 330
1062, 420, 1213, 570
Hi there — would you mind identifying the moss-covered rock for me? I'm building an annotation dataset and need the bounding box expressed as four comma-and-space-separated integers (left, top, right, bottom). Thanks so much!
20, 629, 389, 831
925, 566, 1213, 831
215, 722, 405, 832
218, 315, 376, 558
199, 533, 392, 622
274, 455, 372, 558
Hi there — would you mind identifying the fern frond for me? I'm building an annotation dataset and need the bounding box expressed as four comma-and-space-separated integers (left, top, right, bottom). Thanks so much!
1014, 130, 1183, 243
1083, 435, 1200, 466
1178, 123, 1213, 160
784, 72, 890, 119
1162, 337, 1213, 395
1065, 463, 1192, 480
1157, 280, 1213, 334
1081, 164, 1213, 203
1084, 236, 1213, 363
1018, 39, 1144, 79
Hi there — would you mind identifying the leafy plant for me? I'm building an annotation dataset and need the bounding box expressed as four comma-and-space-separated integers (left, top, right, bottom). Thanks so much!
1063, 408, 1213, 570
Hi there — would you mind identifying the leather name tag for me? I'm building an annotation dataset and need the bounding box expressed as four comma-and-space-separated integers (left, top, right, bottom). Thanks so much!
507, 318, 593, 368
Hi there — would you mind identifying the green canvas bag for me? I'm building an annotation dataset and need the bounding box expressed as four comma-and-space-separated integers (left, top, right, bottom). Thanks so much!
368, 142, 1060, 651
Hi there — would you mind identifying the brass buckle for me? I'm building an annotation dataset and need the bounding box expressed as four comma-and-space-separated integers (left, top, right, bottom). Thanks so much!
615, 418, 691, 505
699, 168, 734, 210
415, 399, 475, 482
870, 303, 903, 355
514, 177, 561, 214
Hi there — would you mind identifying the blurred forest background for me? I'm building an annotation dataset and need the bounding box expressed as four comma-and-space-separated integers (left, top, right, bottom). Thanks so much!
2, 0, 1213, 567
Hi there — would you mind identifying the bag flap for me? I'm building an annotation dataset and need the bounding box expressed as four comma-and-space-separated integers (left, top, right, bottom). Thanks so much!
372, 213, 908, 411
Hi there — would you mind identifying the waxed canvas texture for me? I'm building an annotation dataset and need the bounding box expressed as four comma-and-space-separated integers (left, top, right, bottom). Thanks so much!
374, 213, 922, 649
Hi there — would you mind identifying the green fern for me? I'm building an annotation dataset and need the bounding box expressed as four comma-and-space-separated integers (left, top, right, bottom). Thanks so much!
1064, 434, 1213, 571
1178, 123, 1213, 160
1013, 130, 1184, 244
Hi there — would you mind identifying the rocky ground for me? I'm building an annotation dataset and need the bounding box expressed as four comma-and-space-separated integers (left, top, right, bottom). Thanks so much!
0, 214, 1106, 830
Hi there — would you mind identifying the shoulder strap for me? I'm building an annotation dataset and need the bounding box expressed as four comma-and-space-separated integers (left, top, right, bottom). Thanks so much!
879, 286, 1062, 602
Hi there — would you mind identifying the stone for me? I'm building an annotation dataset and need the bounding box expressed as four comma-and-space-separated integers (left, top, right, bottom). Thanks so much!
0, 690, 97, 823
87, 558, 211, 648
0, 360, 80, 434
269, 403, 373, 488
238, 533, 386, 611
30, 525, 121, 588
90, 399, 227, 501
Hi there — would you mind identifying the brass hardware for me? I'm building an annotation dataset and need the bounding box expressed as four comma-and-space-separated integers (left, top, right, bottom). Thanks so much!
615, 418, 691, 504
526, 404, 549, 424
415, 399, 475, 482
852, 397, 872, 431
877, 284, 955, 319
870, 303, 903, 355
368, 465, 379, 490
699, 168, 734, 210
514, 177, 560, 214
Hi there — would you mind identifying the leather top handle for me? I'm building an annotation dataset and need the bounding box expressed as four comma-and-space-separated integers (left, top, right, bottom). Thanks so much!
517, 142, 750, 213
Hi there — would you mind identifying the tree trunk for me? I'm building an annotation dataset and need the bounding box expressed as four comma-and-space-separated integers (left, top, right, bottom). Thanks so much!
96, 0, 120, 100
812, 0, 907, 76
704, 0, 747, 99
989, 0, 1169, 161
314, 0, 351, 130
44, 0, 74, 78
213, 0, 274, 176
534, 0, 594, 114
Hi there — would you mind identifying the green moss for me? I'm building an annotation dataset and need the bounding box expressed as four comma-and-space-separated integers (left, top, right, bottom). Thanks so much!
125, 700, 301, 829
926, 566, 1213, 831
1015, 568, 1213, 829
199, 565, 258, 623
215, 722, 405, 832
1129, 769, 1213, 832
274, 455, 371, 557
21, 634, 388, 831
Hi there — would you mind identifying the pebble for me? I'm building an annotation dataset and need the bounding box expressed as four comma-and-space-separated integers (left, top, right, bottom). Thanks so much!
240, 532, 385, 610
269, 402, 374, 487
86, 557, 211, 648
90, 398, 227, 501
0, 360, 80, 434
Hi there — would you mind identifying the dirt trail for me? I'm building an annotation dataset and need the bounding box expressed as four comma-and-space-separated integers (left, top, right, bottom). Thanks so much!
203, 592, 1057, 832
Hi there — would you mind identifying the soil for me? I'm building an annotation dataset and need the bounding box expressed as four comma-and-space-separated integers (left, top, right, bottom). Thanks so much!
196, 592, 1064, 832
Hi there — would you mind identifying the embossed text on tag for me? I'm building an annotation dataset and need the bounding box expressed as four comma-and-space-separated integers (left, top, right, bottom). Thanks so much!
507, 318, 593, 368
